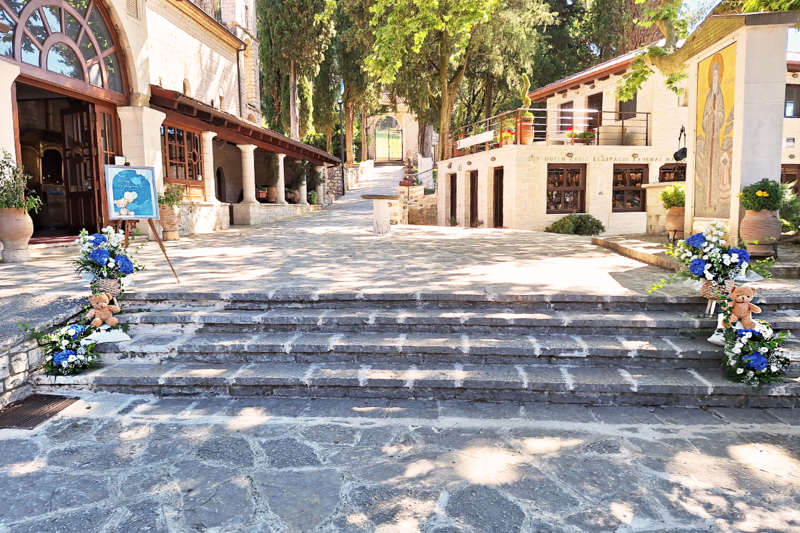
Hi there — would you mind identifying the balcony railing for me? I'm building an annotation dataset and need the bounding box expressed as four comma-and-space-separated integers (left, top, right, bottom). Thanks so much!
445, 108, 651, 159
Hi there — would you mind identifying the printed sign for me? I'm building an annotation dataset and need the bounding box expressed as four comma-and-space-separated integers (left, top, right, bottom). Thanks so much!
104, 165, 160, 220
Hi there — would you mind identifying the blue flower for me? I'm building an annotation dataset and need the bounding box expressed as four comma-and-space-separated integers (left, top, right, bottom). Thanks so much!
741, 352, 769, 371
53, 350, 76, 366
684, 233, 707, 249
116, 255, 134, 275
88, 233, 107, 247
69, 325, 86, 339
728, 247, 750, 265
736, 328, 763, 340
89, 248, 110, 265
689, 258, 708, 276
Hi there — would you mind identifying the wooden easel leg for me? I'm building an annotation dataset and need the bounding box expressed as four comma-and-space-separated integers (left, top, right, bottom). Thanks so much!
123, 220, 130, 248
147, 219, 180, 283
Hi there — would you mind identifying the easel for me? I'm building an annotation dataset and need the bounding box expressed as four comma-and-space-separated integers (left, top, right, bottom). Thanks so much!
120, 219, 180, 284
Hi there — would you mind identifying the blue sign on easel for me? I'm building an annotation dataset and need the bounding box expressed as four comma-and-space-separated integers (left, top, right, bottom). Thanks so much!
104, 165, 160, 220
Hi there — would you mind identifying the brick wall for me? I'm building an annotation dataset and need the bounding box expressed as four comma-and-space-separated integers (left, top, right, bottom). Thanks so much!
327, 166, 344, 199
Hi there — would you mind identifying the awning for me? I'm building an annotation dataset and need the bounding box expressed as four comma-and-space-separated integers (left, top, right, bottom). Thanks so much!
149, 85, 340, 166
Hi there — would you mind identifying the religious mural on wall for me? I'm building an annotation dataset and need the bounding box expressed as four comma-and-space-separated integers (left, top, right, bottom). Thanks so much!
694, 43, 736, 218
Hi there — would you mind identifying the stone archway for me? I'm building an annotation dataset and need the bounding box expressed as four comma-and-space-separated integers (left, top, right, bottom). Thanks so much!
374, 115, 403, 162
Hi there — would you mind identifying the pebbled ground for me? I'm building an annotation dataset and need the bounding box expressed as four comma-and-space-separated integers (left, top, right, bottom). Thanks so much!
1, 394, 799, 532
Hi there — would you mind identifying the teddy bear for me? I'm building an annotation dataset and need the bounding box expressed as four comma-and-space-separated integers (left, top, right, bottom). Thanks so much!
725, 285, 762, 329
86, 292, 121, 328
114, 191, 138, 216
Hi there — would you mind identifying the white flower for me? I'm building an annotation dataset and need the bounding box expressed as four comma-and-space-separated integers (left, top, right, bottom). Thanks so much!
46, 355, 52, 361
78, 355, 85, 361
61, 361, 68, 368
68, 355, 77, 362
759, 347, 769, 354
61, 340, 69, 347
732, 347, 742, 354
67, 328, 76, 336
747, 371, 754, 378
770, 365, 778, 372
77, 347, 86, 355
736, 368, 744, 374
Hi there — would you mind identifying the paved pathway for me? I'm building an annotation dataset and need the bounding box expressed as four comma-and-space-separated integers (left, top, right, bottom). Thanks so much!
1, 394, 799, 532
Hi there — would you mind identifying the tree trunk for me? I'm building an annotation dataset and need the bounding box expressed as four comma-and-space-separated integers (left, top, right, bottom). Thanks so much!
326, 126, 332, 154
437, 31, 465, 162
483, 74, 494, 120
345, 100, 355, 165
361, 106, 367, 162
418, 120, 432, 159
289, 60, 300, 140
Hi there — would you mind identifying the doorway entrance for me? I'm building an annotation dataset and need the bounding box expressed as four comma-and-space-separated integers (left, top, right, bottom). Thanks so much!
375, 115, 403, 162
493, 167, 504, 228
469, 170, 479, 227
17, 83, 120, 235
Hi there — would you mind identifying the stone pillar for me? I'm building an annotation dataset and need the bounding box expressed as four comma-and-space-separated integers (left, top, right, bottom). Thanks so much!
0, 61, 19, 158
201, 131, 218, 202
238, 144, 257, 204
298, 172, 309, 205
275, 153, 286, 204
117, 105, 167, 240
315, 165, 325, 206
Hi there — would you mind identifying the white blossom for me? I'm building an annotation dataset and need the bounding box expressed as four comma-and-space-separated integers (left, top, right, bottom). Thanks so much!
736, 368, 744, 374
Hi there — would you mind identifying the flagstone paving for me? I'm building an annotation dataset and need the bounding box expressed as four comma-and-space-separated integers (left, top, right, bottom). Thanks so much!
1, 393, 799, 532
3, 164, 800, 343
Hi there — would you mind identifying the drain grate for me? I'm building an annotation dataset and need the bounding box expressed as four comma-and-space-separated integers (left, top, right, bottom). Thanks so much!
0, 394, 79, 430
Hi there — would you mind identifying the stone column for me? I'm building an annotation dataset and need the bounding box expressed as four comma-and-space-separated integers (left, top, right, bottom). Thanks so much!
201, 131, 218, 202
275, 153, 286, 204
0, 61, 19, 158
238, 144, 257, 204
117, 105, 167, 240
298, 171, 309, 205
315, 165, 325, 206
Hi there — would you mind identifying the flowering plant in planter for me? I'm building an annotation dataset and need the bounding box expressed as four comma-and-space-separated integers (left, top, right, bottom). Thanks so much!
74, 226, 144, 293
40, 323, 101, 376
738, 178, 782, 212
722, 319, 791, 386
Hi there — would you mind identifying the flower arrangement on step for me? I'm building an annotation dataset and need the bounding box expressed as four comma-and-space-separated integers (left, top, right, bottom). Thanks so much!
648, 221, 770, 295
74, 226, 144, 296
39, 323, 101, 376
722, 320, 790, 386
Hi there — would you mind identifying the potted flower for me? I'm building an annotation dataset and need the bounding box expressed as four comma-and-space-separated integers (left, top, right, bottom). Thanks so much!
256, 185, 268, 200
518, 74, 534, 145
659, 183, 686, 236
74, 226, 144, 297
0, 150, 42, 262
499, 129, 515, 146
157, 183, 183, 241
738, 178, 782, 257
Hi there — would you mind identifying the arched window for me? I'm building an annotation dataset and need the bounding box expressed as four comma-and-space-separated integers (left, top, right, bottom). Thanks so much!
0, 0, 126, 99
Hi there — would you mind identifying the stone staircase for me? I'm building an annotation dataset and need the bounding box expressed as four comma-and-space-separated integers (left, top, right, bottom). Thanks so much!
33, 292, 800, 407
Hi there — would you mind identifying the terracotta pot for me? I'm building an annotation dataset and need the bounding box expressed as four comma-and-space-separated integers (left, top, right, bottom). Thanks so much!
519, 122, 534, 145
268, 187, 277, 202
740, 209, 781, 257
256, 190, 267, 200
159, 204, 181, 241
665, 206, 685, 235
0, 208, 34, 262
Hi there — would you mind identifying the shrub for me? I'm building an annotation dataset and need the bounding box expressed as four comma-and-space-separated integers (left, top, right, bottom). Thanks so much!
739, 178, 782, 212
448, 216, 458, 227
545, 213, 605, 236
158, 183, 184, 207
0, 150, 42, 212
659, 183, 685, 210
780, 181, 800, 231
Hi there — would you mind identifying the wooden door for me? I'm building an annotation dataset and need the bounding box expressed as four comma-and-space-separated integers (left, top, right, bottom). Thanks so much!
493, 167, 504, 228
95, 103, 120, 227
587, 93, 603, 131
469, 170, 478, 227
449, 173, 457, 221
62, 104, 100, 232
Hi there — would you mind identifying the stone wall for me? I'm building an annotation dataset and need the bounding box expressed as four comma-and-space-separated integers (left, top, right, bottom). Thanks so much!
327, 166, 344, 199
232, 204, 321, 226
0, 303, 83, 408
178, 202, 230, 235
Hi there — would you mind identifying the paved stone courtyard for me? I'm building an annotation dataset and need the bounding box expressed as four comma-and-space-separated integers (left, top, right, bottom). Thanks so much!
1, 394, 799, 533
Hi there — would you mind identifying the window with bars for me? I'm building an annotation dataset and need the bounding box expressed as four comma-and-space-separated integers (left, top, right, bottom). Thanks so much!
160, 123, 203, 186
612, 165, 647, 212
547, 164, 585, 213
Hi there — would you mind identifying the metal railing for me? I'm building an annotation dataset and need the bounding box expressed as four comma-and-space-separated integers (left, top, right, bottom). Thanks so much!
445, 108, 651, 159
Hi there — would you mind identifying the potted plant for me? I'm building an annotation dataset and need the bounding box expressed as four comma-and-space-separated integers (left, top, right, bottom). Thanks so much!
0, 150, 42, 262
659, 183, 686, 236
738, 178, 782, 257
518, 74, 534, 145
265, 153, 279, 202
157, 183, 183, 241
566, 130, 596, 144
256, 186, 268, 200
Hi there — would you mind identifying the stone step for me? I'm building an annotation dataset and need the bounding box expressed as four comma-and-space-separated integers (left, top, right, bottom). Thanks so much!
95, 331, 737, 369
31, 361, 800, 408
122, 290, 800, 313
118, 307, 731, 336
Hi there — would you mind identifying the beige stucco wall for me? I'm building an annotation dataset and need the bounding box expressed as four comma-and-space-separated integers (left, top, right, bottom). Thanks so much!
437, 144, 679, 235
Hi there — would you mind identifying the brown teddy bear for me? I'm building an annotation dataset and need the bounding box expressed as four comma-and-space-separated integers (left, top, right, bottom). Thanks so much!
725, 285, 762, 329
86, 292, 121, 328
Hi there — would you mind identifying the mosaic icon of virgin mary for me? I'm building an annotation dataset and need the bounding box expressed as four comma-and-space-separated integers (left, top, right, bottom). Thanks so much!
695, 51, 735, 218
